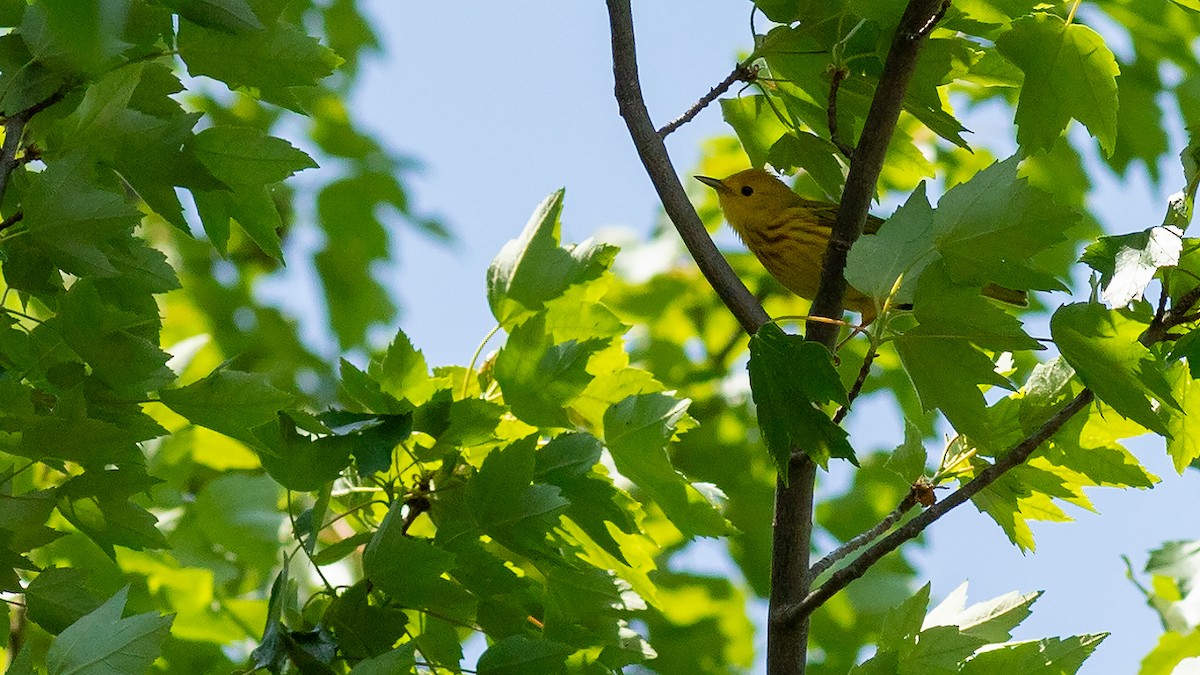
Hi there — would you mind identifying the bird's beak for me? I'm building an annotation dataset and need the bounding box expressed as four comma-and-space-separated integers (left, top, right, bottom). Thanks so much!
694, 175, 725, 191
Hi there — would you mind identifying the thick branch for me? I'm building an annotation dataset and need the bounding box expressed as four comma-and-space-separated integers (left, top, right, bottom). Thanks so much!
766, 455, 816, 672
659, 63, 757, 138
806, 0, 949, 347
0, 90, 66, 205
606, 0, 769, 335
764, 4, 949, 672
778, 389, 1095, 625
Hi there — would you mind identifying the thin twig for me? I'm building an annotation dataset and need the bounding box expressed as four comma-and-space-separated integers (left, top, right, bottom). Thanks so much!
833, 342, 877, 424
606, 0, 770, 335
0, 210, 23, 232
810, 490, 918, 578
826, 67, 855, 159
778, 389, 1095, 626
659, 62, 758, 138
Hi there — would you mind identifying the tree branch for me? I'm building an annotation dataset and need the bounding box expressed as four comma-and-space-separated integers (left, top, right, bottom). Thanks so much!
767, 454, 816, 672
763, 3, 950, 671
778, 389, 1095, 626
0, 210, 23, 232
659, 62, 758, 138
0, 90, 67, 206
806, 0, 950, 347
833, 341, 878, 424
826, 66, 855, 160
810, 490, 918, 579
606, 0, 770, 335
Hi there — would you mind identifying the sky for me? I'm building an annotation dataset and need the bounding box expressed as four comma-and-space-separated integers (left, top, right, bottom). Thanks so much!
331, 1, 1200, 671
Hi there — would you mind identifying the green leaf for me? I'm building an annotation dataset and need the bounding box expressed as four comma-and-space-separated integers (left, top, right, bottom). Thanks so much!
467, 437, 569, 553
924, 581, 1039, 644
160, 0, 264, 33
327, 580, 409, 660
0, 33, 69, 115
315, 172, 404, 348
361, 501, 473, 615
933, 156, 1074, 293
349, 645, 417, 675
22, 155, 141, 277
178, 17, 342, 92
896, 328, 1012, 445
487, 189, 618, 327
1165, 363, 1200, 473
192, 126, 317, 187
477, 635, 574, 675
25, 567, 103, 635
877, 582, 930, 652
996, 13, 1119, 155
45, 587, 172, 675
191, 474, 282, 571
317, 410, 413, 475
911, 261, 1041, 352
960, 634, 1107, 673
57, 467, 168, 555
339, 358, 409, 415
640, 572, 753, 671
721, 95, 788, 169
603, 393, 732, 537
535, 433, 639, 562
1109, 58, 1169, 180
747, 323, 854, 471
494, 312, 605, 428
1170, 328, 1200, 379
885, 422, 928, 480
159, 367, 296, 445
1051, 303, 1176, 434
258, 413, 355, 491
311, 531, 374, 566
971, 464, 1072, 551
767, 131, 846, 200
55, 279, 173, 393
251, 567, 292, 673
192, 184, 286, 261
904, 37, 973, 149
370, 328, 435, 406
20, 0, 125, 76
846, 181, 938, 304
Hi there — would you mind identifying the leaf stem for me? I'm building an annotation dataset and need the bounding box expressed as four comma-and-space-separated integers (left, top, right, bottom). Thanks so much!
463, 323, 501, 399
1065, 0, 1082, 24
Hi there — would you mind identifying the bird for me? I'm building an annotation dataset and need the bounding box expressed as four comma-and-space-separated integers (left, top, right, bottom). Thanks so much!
696, 168, 1026, 323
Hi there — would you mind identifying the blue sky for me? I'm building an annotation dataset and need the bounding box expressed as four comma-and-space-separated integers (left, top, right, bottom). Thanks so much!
335, 2, 1200, 670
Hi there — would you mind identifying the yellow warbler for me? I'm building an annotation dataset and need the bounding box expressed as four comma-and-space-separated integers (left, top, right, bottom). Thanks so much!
696, 168, 1026, 322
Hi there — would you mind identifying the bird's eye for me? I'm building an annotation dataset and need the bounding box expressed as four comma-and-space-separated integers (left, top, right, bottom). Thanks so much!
741, 185, 754, 196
